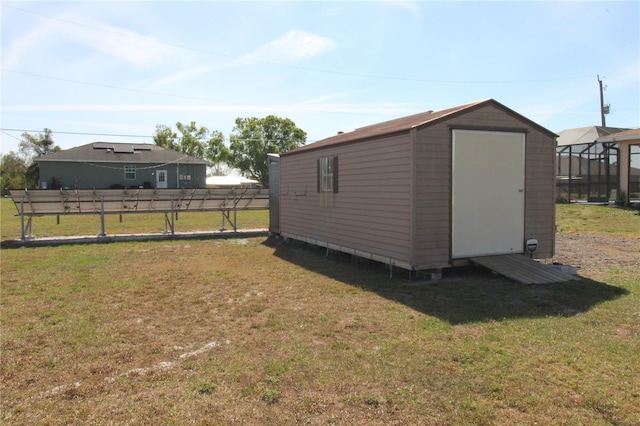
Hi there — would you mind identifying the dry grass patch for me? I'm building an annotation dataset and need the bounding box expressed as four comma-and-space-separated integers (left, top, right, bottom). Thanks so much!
2, 234, 639, 425
1, 201, 639, 424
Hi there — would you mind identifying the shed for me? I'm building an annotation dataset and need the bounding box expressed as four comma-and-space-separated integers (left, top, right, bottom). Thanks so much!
270, 99, 558, 273
36, 142, 208, 190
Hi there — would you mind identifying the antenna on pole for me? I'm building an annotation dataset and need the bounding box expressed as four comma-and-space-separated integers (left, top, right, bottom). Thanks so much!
597, 75, 610, 127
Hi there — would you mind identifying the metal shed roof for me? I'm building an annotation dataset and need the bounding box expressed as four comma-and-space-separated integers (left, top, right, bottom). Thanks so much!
282, 99, 556, 156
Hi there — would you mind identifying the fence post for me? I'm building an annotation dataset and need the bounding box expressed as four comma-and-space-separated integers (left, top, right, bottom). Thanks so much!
171, 195, 175, 235
20, 196, 25, 241
99, 195, 106, 237
233, 192, 237, 232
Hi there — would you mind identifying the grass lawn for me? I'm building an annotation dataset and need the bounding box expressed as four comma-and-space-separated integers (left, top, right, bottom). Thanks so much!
556, 203, 640, 236
1, 199, 638, 424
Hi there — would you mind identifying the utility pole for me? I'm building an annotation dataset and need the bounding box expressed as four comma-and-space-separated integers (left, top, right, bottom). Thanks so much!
597, 75, 609, 127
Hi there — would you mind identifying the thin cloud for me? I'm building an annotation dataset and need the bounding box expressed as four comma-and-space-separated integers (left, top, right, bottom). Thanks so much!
86, 26, 179, 68
2, 18, 57, 69
4, 5, 182, 69
378, 0, 422, 19
153, 65, 224, 87
233, 29, 336, 66
152, 30, 336, 87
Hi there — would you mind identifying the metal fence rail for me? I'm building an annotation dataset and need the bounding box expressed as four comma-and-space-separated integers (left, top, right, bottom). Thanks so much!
8, 188, 269, 240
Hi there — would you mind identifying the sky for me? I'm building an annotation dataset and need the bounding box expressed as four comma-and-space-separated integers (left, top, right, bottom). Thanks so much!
1, 1, 639, 156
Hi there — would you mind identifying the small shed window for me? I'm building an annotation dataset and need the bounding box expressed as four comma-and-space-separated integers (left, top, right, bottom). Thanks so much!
124, 165, 136, 180
317, 156, 338, 193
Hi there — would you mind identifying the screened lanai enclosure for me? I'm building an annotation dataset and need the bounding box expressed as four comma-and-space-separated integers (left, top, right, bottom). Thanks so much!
555, 126, 640, 203
556, 140, 619, 202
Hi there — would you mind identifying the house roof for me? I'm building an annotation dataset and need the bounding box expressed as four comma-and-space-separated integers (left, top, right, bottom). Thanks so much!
36, 142, 208, 165
596, 128, 640, 144
282, 99, 556, 156
556, 126, 630, 147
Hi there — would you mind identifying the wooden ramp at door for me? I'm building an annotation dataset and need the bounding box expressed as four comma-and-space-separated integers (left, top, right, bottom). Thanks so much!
470, 254, 580, 284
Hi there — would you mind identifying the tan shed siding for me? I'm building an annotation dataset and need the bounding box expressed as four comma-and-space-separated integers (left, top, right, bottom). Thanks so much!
412, 124, 453, 268
280, 102, 555, 271
523, 131, 556, 258
280, 133, 413, 262
456, 107, 529, 129
411, 104, 555, 269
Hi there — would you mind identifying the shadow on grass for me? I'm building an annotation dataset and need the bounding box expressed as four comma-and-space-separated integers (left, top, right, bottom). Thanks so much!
266, 238, 629, 325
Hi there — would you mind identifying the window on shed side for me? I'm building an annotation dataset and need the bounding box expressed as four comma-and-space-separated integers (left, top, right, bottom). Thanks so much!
317, 156, 339, 193
124, 165, 136, 180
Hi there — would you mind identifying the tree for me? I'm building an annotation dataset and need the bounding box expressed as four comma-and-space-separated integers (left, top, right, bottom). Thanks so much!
154, 122, 230, 174
229, 116, 306, 185
153, 125, 178, 151
175, 121, 208, 159
19, 128, 60, 160
0, 152, 28, 194
205, 130, 231, 176
25, 162, 40, 189
10, 129, 61, 190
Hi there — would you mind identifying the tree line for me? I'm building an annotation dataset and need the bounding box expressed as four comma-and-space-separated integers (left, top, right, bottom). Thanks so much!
1, 115, 306, 193
0, 128, 61, 192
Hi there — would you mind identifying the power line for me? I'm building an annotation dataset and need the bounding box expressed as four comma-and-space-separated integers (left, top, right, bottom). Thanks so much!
2, 68, 423, 120
0, 128, 320, 144
0, 3, 239, 60
74, 156, 193, 171
1, 69, 238, 104
1, 131, 23, 141
1, 128, 152, 138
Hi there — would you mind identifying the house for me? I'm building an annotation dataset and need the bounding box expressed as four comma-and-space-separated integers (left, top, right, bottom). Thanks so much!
596, 128, 640, 204
555, 126, 630, 202
36, 142, 208, 190
269, 99, 558, 274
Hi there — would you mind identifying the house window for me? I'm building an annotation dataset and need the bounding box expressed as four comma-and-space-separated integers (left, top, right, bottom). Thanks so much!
317, 156, 338, 193
124, 165, 136, 180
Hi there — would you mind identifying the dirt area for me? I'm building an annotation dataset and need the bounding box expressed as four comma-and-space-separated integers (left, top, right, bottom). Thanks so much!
553, 233, 640, 277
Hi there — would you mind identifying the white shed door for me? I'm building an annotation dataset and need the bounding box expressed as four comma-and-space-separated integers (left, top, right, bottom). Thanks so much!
452, 130, 525, 258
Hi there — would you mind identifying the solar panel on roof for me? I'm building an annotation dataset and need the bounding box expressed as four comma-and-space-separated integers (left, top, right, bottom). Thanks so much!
93, 142, 114, 149
92, 143, 152, 152
113, 145, 135, 153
